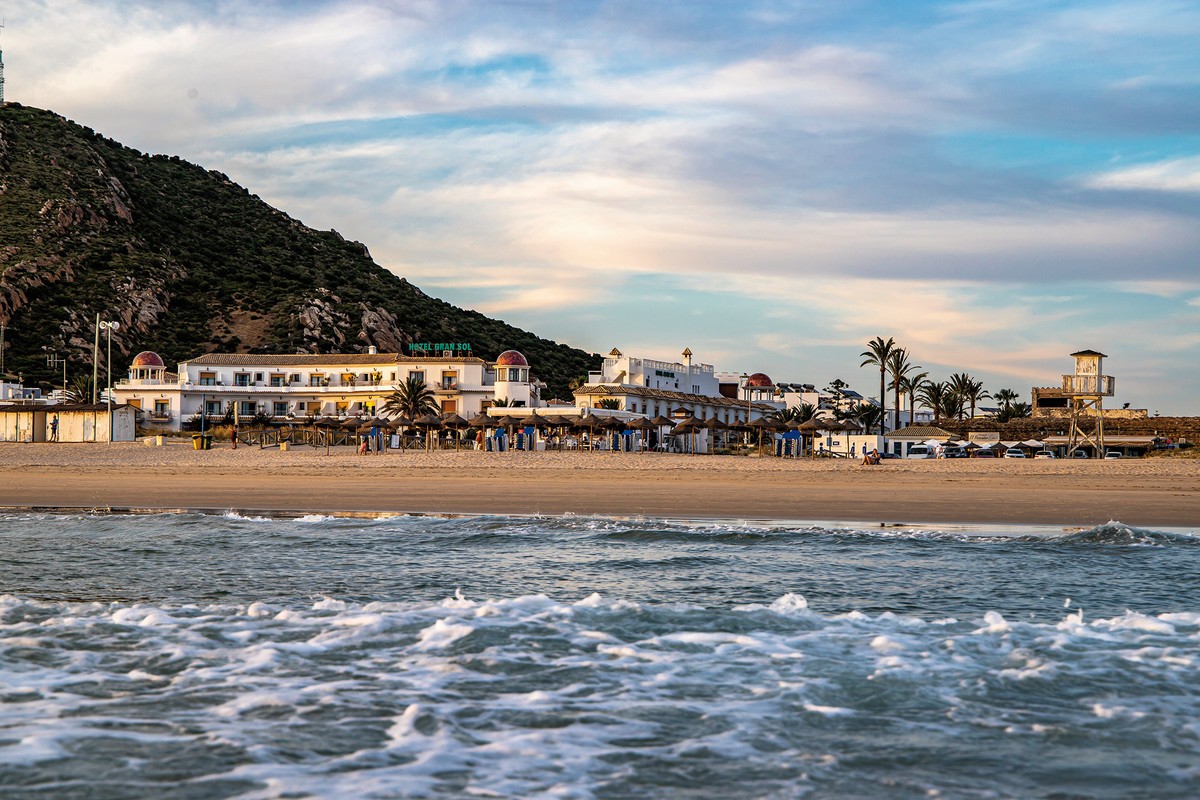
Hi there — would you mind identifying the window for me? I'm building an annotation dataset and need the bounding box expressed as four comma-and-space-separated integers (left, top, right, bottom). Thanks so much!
389, 372, 396, 381
272, 402, 289, 417
234, 373, 251, 387
238, 401, 256, 417
254, 373, 264, 382
289, 373, 301, 384
441, 371, 458, 390
309, 374, 325, 387
198, 372, 217, 386
340, 372, 356, 385
507, 367, 522, 382
154, 400, 169, 416
204, 400, 221, 415
306, 402, 321, 414
408, 371, 425, 383
269, 374, 286, 387
441, 399, 458, 414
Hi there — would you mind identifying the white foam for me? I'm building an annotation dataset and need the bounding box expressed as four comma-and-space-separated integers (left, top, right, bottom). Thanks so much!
414, 619, 475, 651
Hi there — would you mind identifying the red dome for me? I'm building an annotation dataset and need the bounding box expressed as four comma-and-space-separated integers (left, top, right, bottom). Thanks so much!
746, 372, 773, 387
495, 350, 529, 367
130, 351, 165, 368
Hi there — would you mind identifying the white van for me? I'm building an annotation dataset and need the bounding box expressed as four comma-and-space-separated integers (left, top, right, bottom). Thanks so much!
905, 444, 935, 459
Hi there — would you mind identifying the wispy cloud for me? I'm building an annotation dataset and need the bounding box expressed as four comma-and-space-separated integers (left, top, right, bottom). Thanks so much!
6, 0, 1200, 412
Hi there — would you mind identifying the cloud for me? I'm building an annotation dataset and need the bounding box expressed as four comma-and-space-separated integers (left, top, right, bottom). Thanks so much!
1087, 157, 1200, 192
6, 0, 1200, 412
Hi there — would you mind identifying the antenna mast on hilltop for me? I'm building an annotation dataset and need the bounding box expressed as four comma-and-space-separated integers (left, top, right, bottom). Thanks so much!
0, 20, 6, 105
0, 19, 5, 105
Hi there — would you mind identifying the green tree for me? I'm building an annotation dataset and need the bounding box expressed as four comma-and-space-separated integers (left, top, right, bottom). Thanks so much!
916, 380, 950, 424
993, 388, 1019, 421
886, 349, 920, 430
860, 336, 898, 435
596, 398, 620, 410
949, 373, 989, 420
899, 371, 928, 428
65, 373, 97, 404
848, 402, 882, 433
382, 375, 437, 419
781, 403, 817, 423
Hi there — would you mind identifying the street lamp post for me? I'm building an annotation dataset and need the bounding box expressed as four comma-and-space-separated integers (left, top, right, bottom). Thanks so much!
99, 320, 119, 442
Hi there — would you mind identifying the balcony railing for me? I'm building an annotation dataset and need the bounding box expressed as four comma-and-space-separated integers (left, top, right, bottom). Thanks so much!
1061, 374, 1115, 396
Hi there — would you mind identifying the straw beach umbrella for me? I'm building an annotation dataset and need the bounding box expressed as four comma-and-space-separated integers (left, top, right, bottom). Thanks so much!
413, 413, 443, 450
442, 413, 468, 450
649, 414, 674, 452
673, 415, 702, 455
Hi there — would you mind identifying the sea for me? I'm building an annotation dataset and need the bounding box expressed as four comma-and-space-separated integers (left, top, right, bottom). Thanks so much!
1, 511, 1198, 799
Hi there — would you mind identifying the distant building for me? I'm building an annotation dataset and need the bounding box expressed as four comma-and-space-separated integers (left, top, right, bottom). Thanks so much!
576, 347, 781, 423
112, 346, 545, 431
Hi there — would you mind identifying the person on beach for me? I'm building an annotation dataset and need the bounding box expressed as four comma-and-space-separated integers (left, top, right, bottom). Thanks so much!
861, 448, 881, 465
50, 415, 59, 442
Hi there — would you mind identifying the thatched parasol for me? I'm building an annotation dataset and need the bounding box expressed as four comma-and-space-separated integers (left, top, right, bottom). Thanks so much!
441, 413, 468, 450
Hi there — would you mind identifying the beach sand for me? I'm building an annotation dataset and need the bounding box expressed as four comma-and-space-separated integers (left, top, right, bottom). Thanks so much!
3, 440, 1198, 527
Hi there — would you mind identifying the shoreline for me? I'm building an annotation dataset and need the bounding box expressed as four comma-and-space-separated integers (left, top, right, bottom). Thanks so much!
3, 441, 1198, 528
2, 504, 1188, 538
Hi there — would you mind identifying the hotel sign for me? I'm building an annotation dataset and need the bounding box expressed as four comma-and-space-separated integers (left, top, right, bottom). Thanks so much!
969, 432, 1000, 442
408, 342, 472, 353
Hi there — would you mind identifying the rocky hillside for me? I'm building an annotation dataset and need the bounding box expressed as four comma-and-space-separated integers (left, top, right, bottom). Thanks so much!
0, 104, 599, 398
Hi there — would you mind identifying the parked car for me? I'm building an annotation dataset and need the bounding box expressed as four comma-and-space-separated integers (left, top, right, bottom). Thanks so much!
1003, 448, 1027, 458
972, 449, 997, 458
1104, 451, 1123, 459
943, 446, 969, 459
1033, 450, 1057, 459
1070, 449, 1090, 459
905, 445, 935, 459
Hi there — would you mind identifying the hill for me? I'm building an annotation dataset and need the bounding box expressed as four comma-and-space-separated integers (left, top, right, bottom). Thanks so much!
0, 104, 599, 398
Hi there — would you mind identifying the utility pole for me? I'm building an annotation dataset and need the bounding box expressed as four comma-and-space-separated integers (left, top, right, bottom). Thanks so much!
92, 314, 100, 404
99, 320, 120, 442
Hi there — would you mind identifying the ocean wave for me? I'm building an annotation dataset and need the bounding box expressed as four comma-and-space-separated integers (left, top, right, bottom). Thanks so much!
2, 591, 1198, 797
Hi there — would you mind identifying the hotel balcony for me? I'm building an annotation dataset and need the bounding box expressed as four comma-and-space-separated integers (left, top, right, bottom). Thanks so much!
183, 381, 401, 393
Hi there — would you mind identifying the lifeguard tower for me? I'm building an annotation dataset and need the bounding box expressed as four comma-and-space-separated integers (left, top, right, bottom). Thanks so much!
1063, 349, 1114, 456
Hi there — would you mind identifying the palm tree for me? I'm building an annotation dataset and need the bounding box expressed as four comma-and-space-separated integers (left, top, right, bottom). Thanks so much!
947, 373, 978, 421
988, 388, 1017, 417
886, 349, 920, 430
849, 402, 882, 433
65, 373, 96, 404
860, 336, 898, 435
1008, 402, 1032, 419
781, 403, 817, 423
900, 371, 928, 429
382, 376, 437, 419
955, 375, 989, 420
916, 380, 950, 424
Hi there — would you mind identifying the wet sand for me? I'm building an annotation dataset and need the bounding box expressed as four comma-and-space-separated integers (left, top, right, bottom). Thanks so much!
2, 441, 1198, 527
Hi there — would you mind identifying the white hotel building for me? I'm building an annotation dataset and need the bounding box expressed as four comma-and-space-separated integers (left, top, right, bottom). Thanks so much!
113, 347, 541, 431
572, 347, 782, 423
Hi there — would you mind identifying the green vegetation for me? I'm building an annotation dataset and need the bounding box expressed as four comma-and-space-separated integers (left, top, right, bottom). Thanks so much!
0, 104, 599, 399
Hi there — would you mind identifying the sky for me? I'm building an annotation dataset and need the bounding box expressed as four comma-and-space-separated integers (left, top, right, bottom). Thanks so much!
5, 0, 1200, 414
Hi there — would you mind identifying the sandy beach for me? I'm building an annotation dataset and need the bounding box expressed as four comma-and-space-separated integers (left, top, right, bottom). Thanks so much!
2, 440, 1198, 527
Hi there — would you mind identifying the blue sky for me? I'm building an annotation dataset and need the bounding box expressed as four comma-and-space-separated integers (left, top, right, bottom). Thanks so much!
7, 0, 1200, 413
